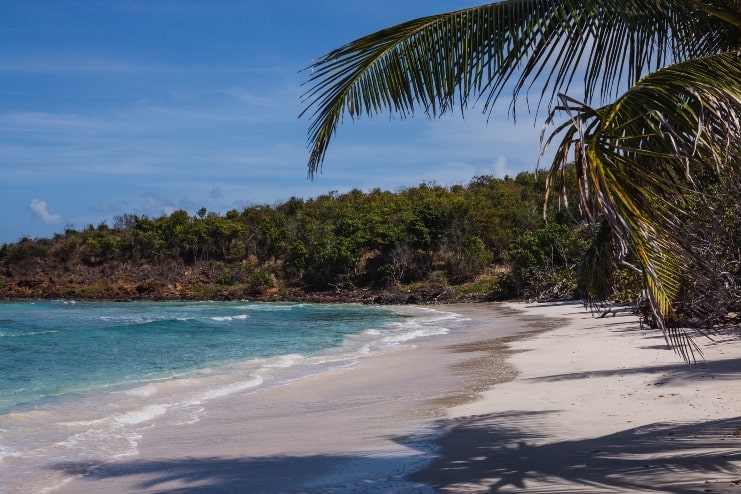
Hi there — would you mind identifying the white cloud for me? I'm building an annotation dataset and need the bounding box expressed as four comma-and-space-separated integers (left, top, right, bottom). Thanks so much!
29, 199, 63, 225
491, 154, 515, 178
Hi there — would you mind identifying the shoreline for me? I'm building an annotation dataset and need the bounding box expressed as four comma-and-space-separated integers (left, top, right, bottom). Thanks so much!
30, 301, 741, 492
45, 302, 549, 493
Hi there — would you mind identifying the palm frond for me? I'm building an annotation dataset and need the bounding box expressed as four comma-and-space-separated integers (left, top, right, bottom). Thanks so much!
301, 0, 736, 174
692, 0, 741, 28
545, 52, 741, 360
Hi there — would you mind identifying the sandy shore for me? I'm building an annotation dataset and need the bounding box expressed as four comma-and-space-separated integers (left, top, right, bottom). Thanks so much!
49, 301, 741, 493
413, 302, 741, 493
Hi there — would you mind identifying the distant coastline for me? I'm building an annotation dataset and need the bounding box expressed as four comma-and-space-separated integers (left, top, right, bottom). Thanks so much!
0, 272, 504, 305
0, 248, 515, 305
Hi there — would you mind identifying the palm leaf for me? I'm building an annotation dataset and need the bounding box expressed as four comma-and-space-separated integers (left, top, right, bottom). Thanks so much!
301, 0, 736, 175
544, 52, 741, 360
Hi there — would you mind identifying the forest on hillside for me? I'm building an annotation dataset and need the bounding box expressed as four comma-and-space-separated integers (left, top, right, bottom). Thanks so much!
1, 171, 622, 303
3, 169, 738, 327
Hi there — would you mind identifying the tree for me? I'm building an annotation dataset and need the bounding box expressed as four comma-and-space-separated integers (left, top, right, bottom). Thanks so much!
300, 0, 741, 361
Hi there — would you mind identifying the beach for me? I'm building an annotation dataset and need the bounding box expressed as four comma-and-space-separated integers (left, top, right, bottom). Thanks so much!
47, 301, 741, 493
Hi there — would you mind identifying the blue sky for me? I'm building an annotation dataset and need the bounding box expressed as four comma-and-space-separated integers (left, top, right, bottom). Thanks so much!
1, 1, 549, 245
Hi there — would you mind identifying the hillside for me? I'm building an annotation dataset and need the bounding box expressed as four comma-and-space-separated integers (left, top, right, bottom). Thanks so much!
0, 172, 611, 304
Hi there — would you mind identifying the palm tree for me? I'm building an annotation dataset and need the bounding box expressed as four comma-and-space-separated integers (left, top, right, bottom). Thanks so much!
300, 0, 741, 361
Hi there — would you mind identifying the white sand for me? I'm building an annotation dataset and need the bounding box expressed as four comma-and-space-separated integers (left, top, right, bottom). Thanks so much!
412, 301, 741, 493
48, 301, 741, 493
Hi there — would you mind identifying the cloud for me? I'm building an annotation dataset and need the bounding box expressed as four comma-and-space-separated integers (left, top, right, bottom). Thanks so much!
140, 191, 176, 217
29, 199, 63, 225
491, 154, 515, 178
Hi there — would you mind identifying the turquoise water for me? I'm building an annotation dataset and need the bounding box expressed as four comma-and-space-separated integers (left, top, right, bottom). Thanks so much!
0, 301, 400, 414
0, 300, 463, 492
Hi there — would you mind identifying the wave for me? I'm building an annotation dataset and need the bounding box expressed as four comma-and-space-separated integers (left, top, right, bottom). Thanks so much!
114, 404, 169, 425
123, 383, 159, 397
210, 314, 249, 322
192, 375, 264, 402
99, 315, 195, 325
100, 313, 253, 325
381, 325, 450, 344
264, 354, 305, 368
0, 443, 23, 464
372, 307, 464, 346
0, 329, 59, 338
234, 303, 307, 311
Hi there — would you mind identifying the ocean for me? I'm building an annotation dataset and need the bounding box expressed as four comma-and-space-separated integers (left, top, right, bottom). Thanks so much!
0, 300, 465, 492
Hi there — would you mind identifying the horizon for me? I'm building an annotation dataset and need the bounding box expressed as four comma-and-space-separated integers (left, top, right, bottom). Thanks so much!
1, 1, 549, 245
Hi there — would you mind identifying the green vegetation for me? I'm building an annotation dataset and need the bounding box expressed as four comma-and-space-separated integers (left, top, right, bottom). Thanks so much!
300, 0, 740, 359
0, 172, 605, 303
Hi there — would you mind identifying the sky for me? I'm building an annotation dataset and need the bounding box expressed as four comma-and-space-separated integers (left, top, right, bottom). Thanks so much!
1, 1, 552, 245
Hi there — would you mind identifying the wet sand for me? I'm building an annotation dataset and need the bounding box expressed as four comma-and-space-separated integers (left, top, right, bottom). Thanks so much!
49, 301, 741, 493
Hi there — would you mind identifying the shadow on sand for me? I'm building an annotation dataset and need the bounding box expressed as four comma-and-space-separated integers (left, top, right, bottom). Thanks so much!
408, 412, 741, 493
52, 453, 432, 493
526, 355, 741, 386
52, 412, 741, 493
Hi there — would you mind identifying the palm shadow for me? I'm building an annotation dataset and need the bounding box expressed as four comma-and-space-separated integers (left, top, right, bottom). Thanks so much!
52, 453, 431, 493
407, 412, 741, 493
527, 355, 741, 386
51, 412, 741, 493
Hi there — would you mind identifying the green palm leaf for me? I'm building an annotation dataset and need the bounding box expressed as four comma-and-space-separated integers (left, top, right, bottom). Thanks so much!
301, 0, 735, 175
545, 52, 741, 360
